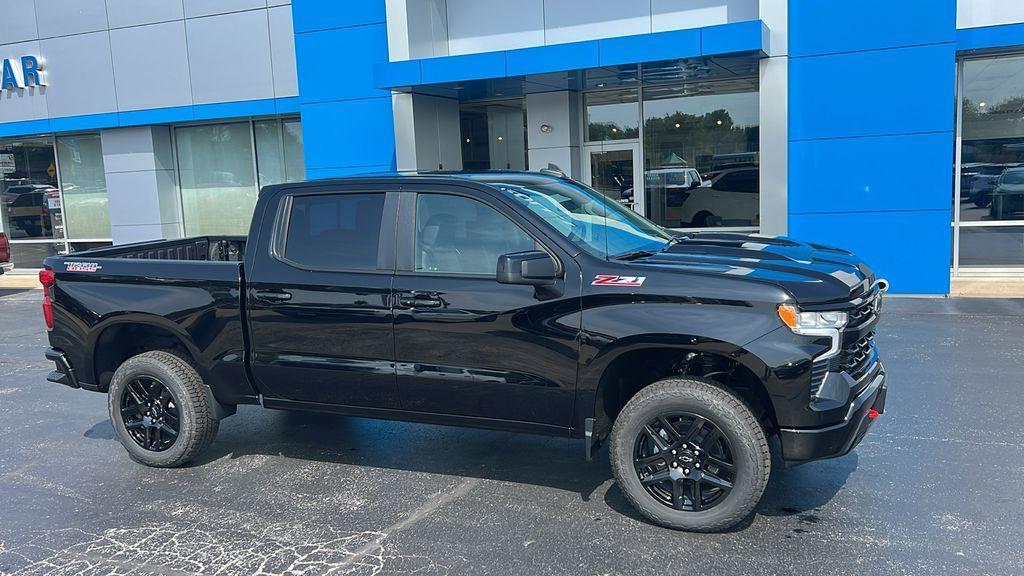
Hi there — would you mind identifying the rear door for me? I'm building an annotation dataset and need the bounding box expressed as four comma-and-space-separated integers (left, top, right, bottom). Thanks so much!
391, 185, 582, 430
246, 185, 399, 407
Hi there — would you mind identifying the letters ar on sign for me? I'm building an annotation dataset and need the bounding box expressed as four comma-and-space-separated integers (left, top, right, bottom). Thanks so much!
1, 56, 45, 92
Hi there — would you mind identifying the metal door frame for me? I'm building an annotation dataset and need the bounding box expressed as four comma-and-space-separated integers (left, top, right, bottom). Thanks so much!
582, 141, 644, 216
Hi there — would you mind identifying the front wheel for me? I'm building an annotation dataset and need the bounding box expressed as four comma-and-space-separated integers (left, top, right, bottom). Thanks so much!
108, 351, 219, 467
609, 377, 770, 532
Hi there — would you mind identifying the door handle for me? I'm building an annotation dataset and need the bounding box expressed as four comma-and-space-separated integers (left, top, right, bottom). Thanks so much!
252, 289, 292, 303
398, 292, 443, 309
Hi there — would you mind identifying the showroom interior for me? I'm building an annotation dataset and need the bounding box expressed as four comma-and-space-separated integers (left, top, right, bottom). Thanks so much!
0, 0, 1023, 295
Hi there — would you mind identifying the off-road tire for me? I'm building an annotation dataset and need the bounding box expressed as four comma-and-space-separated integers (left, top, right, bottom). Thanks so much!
609, 376, 770, 532
108, 350, 219, 467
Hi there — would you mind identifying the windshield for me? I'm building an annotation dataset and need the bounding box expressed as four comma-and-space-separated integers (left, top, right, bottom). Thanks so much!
1001, 170, 1024, 185
487, 176, 672, 259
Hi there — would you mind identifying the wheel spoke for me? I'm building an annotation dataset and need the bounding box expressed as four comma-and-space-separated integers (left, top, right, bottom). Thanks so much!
657, 416, 680, 441
121, 405, 145, 420
158, 423, 178, 438
705, 454, 735, 472
152, 423, 162, 447
700, 470, 733, 490
642, 425, 670, 451
126, 380, 149, 406
640, 470, 671, 486
684, 415, 707, 442
689, 478, 703, 511
634, 453, 665, 470
124, 420, 145, 430
159, 387, 172, 409
672, 479, 685, 510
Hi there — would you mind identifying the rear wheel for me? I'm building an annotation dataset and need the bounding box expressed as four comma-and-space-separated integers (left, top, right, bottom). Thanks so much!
609, 377, 770, 532
108, 351, 219, 467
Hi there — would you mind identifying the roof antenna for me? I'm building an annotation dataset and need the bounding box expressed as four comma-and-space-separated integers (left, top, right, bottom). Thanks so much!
539, 163, 566, 178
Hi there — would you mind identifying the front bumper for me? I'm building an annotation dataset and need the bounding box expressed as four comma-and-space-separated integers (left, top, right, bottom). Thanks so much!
778, 364, 887, 465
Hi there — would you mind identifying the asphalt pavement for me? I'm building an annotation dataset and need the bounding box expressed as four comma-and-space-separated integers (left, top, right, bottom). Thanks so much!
1, 289, 1023, 575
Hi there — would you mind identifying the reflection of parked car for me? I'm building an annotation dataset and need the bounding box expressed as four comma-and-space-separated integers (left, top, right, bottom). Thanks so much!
678, 167, 759, 228
8, 188, 58, 238
0, 232, 11, 273
964, 163, 1018, 208
2, 183, 52, 205
990, 167, 1024, 220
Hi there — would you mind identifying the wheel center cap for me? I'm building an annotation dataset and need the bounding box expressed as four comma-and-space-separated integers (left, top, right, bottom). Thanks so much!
676, 449, 696, 463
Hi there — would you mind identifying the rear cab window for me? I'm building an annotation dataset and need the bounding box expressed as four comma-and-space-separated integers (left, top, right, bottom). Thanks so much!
280, 193, 386, 270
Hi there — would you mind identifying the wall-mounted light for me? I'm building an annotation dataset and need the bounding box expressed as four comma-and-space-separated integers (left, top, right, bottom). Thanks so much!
465, 138, 471, 143
716, 120, 723, 126
497, 136, 504, 141
540, 124, 553, 133
611, 127, 618, 133
674, 123, 680, 129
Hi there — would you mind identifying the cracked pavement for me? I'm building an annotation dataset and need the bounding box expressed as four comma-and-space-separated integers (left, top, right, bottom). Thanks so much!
1, 288, 1023, 575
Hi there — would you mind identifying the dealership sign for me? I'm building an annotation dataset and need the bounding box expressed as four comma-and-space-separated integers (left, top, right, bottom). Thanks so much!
1, 56, 45, 91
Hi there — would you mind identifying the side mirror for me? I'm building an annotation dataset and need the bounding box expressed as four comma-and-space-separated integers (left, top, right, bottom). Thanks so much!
496, 250, 558, 286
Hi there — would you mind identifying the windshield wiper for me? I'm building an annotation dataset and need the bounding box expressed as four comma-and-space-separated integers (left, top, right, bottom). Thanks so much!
662, 234, 687, 252
614, 250, 657, 261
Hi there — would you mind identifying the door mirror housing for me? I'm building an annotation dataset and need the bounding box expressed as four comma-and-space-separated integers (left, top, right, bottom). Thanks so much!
496, 250, 558, 286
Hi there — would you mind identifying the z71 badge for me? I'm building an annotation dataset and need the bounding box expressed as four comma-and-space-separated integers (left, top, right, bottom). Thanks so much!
65, 262, 102, 273
592, 275, 646, 287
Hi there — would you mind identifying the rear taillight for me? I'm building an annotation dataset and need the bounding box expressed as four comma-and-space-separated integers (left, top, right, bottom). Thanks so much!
0, 232, 9, 262
39, 268, 55, 329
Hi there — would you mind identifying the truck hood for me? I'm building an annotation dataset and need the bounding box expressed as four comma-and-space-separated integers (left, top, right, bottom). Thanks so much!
634, 232, 877, 305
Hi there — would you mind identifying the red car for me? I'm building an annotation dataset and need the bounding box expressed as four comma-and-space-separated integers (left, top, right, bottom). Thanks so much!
0, 232, 11, 273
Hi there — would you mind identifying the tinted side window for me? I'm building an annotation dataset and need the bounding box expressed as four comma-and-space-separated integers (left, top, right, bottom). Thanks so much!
415, 194, 535, 275
283, 193, 385, 270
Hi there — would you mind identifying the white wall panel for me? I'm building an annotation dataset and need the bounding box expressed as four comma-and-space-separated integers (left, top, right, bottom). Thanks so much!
544, 0, 651, 45
186, 10, 275, 104
0, 0, 40, 45
40, 32, 117, 118
957, 0, 1024, 29
0, 41, 47, 123
446, 0, 544, 54
653, 0, 758, 33
110, 22, 192, 111
269, 5, 299, 98
105, 0, 185, 29
35, 0, 108, 39
183, 0, 265, 19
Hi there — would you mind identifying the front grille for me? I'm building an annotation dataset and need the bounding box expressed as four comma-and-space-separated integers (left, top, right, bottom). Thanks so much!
849, 291, 880, 327
810, 332, 877, 398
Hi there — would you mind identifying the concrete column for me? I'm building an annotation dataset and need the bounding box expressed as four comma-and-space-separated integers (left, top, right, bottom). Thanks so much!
525, 91, 581, 178
393, 92, 463, 171
758, 0, 788, 236
101, 126, 182, 244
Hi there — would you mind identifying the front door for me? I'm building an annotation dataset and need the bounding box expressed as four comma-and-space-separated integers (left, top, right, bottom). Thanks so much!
391, 187, 581, 430
584, 142, 643, 215
246, 187, 400, 408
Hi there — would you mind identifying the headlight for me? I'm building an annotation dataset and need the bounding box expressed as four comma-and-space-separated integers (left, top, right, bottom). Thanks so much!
777, 305, 848, 334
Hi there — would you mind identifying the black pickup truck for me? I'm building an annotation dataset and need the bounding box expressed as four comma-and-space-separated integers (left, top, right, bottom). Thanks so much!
42, 171, 887, 532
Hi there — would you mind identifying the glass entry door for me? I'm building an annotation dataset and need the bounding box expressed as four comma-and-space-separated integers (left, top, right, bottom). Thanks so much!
584, 142, 643, 214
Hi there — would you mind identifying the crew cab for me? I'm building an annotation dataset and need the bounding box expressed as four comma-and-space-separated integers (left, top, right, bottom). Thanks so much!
41, 171, 888, 532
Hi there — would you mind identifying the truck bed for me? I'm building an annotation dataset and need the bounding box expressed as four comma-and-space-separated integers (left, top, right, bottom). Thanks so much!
81, 236, 246, 262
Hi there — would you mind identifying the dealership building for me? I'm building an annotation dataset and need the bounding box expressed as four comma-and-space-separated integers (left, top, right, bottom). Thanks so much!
1, 0, 1023, 294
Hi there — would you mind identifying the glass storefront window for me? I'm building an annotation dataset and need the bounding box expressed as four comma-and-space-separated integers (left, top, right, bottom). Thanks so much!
1, 138, 61, 241
255, 118, 305, 187
176, 122, 258, 237
642, 81, 759, 229
585, 89, 639, 141
56, 134, 111, 239
956, 53, 1024, 270
958, 54, 1024, 225
959, 226, 1024, 267
460, 100, 527, 170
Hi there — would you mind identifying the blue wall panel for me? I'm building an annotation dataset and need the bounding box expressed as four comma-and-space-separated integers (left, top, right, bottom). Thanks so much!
789, 132, 954, 214
700, 20, 768, 56
420, 51, 507, 85
956, 22, 1024, 52
300, 98, 396, 172
598, 28, 700, 67
788, 0, 956, 294
292, 0, 386, 34
789, 43, 955, 141
293, 0, 395, 177
789, 0, 954, 57
296, 23, 392, 102
790, 210, 951, 295
507, 40, 599, 77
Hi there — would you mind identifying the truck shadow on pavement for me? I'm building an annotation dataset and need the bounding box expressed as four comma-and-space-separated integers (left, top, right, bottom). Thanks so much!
150, 408, 857, 529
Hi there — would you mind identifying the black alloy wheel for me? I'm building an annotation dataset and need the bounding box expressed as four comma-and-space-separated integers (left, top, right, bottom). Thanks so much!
119, 375, 180, 452
633, 413, 736, 512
